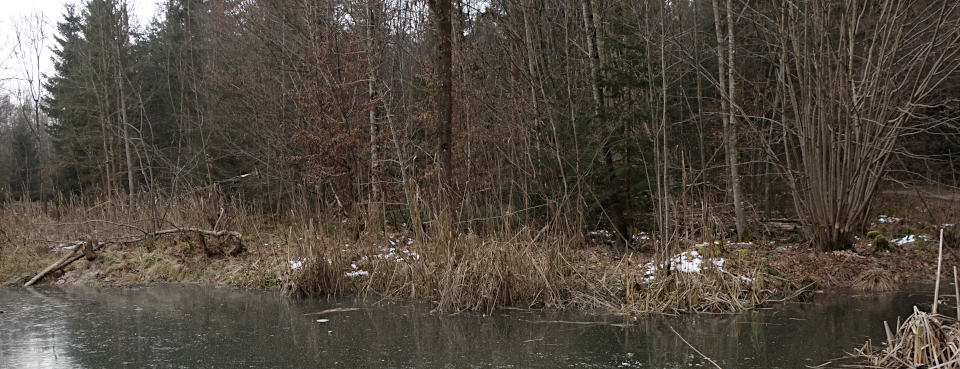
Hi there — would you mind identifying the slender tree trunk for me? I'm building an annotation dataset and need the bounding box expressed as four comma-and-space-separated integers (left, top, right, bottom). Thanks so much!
117, 5, 134, 211
367, 0, 382, 231
725, 0, 745, 241
692, 0, 711, 240
119, 49, 134, 211
659, 0, 671, 246
582, 0, 603, 118
584, 0, 626, 244
713, 0, 746, 240
429, 0, 454, 236
430, 0, 453, 182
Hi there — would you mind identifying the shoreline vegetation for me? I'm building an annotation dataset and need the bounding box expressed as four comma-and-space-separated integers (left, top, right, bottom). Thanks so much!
836, 231, 960, 368
3, 190, 957, 317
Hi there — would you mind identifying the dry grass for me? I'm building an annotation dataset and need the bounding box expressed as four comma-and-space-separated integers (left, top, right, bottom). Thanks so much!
432, 239, 558, 313
274, 222, 788, 314
852, 268, 896, 292
281, 232, 561, 314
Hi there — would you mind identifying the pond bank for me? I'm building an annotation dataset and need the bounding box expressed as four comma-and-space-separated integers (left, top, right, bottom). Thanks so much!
1, 195, 955, 315
1, 226, 951, 316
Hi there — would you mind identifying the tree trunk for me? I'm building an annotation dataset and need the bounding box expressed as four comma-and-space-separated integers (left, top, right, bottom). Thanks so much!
725, 0, 746, 241
428, 0, 454, 236
118, 46, 134, 212
430, 0, 453, 182
713, 0, 746, 241
367, 0, 382, 231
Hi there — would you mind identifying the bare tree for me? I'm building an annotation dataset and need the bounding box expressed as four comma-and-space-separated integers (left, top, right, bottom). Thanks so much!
711, 0, 746, 241
11, 12, 50, 205
771, 0, 960, 250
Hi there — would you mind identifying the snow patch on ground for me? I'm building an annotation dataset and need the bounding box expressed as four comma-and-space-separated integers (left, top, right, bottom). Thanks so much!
877, 215, 901, 224
288, 258, 307, 270
694, 241, 719, 248
347, 235, 421, 277
359, 246, 421, 263
344, 263, 370, 278
892, 235, 917, 246
641, 250, 725, 281
51, 240, 105, 252
631, 232, 650, 242
693, 240, 752, 248
589, 229, 612, 238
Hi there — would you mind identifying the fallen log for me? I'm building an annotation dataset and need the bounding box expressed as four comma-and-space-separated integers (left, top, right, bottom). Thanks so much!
24, 246, 87, 287
23, 226, 243, 287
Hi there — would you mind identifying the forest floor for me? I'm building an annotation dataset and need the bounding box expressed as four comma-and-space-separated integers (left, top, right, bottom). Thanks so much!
1, 189, 958, 314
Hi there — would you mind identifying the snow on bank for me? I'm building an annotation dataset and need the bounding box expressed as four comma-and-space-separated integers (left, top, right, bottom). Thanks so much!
892, 235, 917, 246
360, 246, 420, 263
588, 230, 654, 245
288, 258, 307, 270
51, 240, 105, 252
344, 263, 369, 278
632, 232, 651, 242
284, 234, 421, 278
694, 240, 753, 248
640, 250, 751, 283
877, 215, 901, 224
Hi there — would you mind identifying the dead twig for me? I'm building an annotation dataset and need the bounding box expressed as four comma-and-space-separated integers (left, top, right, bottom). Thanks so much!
668, 324, 722, 369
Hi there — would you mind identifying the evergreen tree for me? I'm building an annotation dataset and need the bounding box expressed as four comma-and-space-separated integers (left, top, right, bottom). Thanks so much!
44, 5, 101, 192
44, 1, 135, 195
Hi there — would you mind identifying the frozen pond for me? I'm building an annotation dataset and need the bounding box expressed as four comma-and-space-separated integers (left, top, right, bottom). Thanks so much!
0, 285, 939, 368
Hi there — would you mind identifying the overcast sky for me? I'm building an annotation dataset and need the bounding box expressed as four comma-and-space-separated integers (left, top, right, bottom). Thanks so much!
0, 0, 160, 99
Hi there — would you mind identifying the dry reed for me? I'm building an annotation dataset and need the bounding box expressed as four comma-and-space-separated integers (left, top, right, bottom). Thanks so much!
849, 229, 960, 368
855, 307, 960, 368
852, 269, 896, 292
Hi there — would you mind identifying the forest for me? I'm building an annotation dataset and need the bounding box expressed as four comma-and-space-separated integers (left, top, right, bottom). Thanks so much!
4, 0, 960, 366
2, 0, 960, 306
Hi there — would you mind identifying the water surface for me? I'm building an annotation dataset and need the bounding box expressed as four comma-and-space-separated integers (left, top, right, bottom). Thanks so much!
0, 285, 939, 368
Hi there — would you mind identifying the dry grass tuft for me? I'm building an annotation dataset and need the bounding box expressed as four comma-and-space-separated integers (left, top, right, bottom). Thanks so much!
282, 256, 349, 297
433, 240, 557, 313
855, 307, 960, 368
286, 234, 561, 314
852, 268, 896, 292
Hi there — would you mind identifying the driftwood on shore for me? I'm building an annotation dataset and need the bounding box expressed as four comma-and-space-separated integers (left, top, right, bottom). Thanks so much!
23, 227, 243, 287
